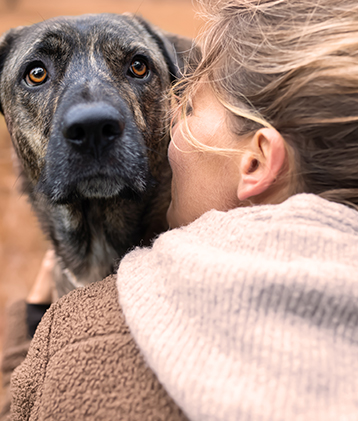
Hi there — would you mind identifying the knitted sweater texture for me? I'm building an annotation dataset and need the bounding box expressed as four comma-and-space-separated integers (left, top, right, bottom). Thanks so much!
117, 193, 358, 421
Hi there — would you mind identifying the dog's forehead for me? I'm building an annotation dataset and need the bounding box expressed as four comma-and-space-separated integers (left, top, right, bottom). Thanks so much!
16, 14, 161, 58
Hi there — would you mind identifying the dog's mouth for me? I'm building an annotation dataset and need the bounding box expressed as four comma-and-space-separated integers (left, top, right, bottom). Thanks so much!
37, 165, 153, 203
77, 176, 126, 199
36, 147, 153, 204
76, 173, 147, 200
37, 175, 150, 205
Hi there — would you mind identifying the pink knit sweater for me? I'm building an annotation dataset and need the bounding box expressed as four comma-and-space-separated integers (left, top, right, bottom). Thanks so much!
117, 193, 358, 421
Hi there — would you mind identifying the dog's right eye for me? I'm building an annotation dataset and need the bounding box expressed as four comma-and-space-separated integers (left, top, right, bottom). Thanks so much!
128, 57, 150, 79
25, 66, 48, 86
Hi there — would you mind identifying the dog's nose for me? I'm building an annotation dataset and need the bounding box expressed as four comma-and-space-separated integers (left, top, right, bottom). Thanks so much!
62, 103, 124, 158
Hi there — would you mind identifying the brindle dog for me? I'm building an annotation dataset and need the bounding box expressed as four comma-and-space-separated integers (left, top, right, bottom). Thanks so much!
0, 14, 194, 297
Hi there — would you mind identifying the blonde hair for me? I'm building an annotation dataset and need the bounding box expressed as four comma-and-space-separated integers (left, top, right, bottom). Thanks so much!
173, 0, 358, 208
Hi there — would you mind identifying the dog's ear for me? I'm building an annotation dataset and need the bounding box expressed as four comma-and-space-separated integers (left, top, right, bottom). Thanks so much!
0, 27, 24, 115
131, 15, 200, 82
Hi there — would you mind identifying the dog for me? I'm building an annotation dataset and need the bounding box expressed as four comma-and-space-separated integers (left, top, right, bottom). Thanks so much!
0, 13, 195, 298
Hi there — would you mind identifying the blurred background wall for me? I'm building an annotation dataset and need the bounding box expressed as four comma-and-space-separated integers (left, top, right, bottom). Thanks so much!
0, 0, 199, 404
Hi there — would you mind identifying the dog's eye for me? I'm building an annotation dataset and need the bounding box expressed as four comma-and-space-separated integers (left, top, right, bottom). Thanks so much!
25, 66, 48, 86
128, 58, 149, 79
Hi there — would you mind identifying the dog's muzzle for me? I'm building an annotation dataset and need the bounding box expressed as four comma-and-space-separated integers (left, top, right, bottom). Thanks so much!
37, 101, 151, 204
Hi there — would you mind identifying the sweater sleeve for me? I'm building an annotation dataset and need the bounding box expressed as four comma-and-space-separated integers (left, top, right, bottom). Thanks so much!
9, 301, 55, 421
9, 276, 189, 421
0, 300, 32, 421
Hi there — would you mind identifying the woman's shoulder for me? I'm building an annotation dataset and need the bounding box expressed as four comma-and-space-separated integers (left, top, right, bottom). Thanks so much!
172, 193, 358, 246
146, 194, 358, 252
194, 193, 358, 229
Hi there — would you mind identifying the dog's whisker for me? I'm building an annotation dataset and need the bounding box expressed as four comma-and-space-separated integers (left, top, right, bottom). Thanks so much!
134, 0, 147, 16
144, 146, 167, 159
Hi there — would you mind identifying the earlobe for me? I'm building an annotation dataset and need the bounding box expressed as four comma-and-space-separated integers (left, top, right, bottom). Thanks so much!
237, 128, 286, 202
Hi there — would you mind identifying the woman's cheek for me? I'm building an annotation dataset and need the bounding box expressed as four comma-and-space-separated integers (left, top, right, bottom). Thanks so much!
168, 140, 176, 169
168, 123, 180, 167
168, 129, 185, 174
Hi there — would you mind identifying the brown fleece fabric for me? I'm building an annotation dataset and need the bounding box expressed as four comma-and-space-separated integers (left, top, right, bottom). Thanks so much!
9, 275, 188, 421
1, 300, 31, 421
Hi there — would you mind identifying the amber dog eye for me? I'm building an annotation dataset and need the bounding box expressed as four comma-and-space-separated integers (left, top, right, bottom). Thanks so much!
128, 58, 149, 78
26, 66, 48, 86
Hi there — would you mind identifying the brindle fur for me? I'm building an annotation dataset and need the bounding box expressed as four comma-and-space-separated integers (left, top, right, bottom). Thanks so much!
0, 14, 194, 297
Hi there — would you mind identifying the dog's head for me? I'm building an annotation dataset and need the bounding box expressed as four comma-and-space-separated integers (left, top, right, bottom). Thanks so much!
0, 14, 195, 203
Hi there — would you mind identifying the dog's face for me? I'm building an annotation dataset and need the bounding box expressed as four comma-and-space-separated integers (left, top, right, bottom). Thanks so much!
0, 13, 183, 204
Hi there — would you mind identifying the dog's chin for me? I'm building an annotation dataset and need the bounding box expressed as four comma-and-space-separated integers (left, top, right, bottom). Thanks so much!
77, 177, 127, 199
37, 174, 150, 204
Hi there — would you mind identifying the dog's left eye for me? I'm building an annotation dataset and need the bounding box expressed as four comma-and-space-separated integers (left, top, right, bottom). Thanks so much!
128, 58, 149, 79
25, 66, 48, 86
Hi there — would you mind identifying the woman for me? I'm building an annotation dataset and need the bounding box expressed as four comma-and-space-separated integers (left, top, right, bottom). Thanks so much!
2, 0, 358, 420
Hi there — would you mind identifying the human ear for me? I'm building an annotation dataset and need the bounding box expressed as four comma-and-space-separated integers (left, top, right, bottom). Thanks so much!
237, 128, 286, 201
